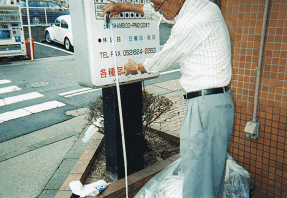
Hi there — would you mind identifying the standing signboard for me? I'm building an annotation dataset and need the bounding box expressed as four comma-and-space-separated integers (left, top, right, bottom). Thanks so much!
70, 0, 159, 88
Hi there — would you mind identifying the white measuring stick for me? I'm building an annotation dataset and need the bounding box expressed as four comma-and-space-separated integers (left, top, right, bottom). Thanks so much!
109, 24, 129, 198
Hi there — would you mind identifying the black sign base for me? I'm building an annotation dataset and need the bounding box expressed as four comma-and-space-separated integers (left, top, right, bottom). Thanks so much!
102, 81, 145, 180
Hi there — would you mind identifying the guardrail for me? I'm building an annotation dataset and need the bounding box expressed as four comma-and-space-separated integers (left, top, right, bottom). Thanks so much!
21, 7, 70, 26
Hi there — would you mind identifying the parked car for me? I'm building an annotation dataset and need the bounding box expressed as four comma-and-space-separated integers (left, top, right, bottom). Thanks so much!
44, 15, 73, 51
21, 0, 69, 25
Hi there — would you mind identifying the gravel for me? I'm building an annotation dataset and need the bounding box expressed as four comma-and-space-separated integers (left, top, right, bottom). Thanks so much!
85, 129, 180, 184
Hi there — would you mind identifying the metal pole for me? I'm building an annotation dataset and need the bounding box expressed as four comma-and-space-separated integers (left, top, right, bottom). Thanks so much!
252, 0, 270, 122
45, 8, 47, 25
25, 0, 34, 60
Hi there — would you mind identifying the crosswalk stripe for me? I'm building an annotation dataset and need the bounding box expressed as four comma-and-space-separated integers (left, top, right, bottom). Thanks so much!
0, 86, 21, 94
0, 100, 66, 123
0, 92, 44, 106
23, 100, 66, 113
0, 80, 12, 85
0, 109, 31, 123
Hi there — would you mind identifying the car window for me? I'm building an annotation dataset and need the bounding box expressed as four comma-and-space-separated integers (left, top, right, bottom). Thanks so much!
61, 20, 68, 29
48, 2, 61, 8
28, 1, 36, 6
37, 1, 48, 7
55, 19, 60, 27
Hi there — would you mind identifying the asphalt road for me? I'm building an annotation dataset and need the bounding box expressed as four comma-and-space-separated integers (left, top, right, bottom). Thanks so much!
0, 23, 180, 143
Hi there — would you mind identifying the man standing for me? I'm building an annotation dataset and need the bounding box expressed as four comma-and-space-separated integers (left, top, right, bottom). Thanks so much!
104, 0, 234, 197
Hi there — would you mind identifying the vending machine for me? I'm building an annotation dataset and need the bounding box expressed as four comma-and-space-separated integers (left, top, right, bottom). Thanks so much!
0, 4, 26, 57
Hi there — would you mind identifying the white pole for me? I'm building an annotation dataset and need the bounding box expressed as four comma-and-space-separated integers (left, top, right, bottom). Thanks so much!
110, 24, 129, 198
25, 0, 34, 60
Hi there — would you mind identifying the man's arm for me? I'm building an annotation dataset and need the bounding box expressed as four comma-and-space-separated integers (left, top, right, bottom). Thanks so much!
103, 2, 144, 18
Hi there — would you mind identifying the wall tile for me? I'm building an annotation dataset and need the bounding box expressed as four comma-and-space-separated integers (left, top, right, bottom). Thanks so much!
221, 0, 287, 196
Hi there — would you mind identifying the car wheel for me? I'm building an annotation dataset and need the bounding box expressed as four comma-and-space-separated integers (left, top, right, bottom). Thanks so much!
64, 38, 72, 51
32, 16, 40, 25
45, 31, 51, 43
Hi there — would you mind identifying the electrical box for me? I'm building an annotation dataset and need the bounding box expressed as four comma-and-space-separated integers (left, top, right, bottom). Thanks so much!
244, 120, 259, 139
0, 4, 26, 57
69, 0, 160, 88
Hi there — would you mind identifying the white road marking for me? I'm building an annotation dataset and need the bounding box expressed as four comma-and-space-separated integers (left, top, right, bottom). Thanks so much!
0, 86, 21, 94
0, 92, 44, 106
58, 88, 92, 96
0, 100, 66, 123
35, 41, 74, 55
0, 109, 31, 123
23, 100, 66, 113
0, 80, 12, 85
64, 88, 101, 98
160, 69, 180, 75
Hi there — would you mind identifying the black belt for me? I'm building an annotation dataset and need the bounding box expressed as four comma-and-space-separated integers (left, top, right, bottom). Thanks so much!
183, 86, 229, 100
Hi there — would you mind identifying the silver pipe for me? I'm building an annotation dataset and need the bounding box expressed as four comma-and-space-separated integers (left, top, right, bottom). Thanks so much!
252, 0, 270, 122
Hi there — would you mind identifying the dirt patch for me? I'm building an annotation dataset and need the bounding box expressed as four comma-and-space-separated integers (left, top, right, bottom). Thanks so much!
85, 130, 180, 184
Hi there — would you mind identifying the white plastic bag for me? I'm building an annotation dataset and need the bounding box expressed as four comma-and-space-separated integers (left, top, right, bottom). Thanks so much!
223, 154, 250, 198
153, 175, 183, 198
135, 154, 250, 198
69, 180, 109, 197
134, 159, 182, 198
82, 117, 103, 143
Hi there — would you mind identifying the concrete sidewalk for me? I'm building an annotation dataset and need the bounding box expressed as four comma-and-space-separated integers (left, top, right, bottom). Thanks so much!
0, 113, 90, 198
0, 59, 185, 198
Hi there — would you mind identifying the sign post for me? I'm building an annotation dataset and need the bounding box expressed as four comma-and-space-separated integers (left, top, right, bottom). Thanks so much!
103, 81, 145, 179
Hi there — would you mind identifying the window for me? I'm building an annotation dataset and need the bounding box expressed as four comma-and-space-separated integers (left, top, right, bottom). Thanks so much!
55, 19, 60, 26
37, 1, 48, 7
61, 20, 68, 29
23, 1, 35, 7
48, 2, 61, 8
28, 1, 35, 6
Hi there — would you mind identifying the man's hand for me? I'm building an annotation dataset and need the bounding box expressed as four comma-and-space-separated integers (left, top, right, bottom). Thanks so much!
119, 59, 139, 75
103, 3, 125, 18
103, 2, 144, 19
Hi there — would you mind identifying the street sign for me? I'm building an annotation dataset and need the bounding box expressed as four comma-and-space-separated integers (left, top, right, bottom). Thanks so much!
69, 0, 160, 88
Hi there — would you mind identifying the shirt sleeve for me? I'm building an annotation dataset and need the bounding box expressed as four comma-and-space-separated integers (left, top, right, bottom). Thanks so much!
143, 4, 175, 25
143, 21, 204, 73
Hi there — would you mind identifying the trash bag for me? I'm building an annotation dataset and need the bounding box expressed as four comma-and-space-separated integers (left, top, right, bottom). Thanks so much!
223, 154, 250, 198
135, 154, 250, 198
69, 180, 109, 197
135, 159, 182, 198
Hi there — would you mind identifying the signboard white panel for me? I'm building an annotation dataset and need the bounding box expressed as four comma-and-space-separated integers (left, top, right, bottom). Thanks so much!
70, 0, 159, 88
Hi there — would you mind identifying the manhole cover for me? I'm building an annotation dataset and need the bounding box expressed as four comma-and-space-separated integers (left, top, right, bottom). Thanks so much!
19, 81, 49, 88
30, 81, 49, 87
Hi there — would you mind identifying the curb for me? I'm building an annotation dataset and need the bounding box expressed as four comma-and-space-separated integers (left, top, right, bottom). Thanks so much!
55, 127, 180, 198
55, 131, 104, 198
